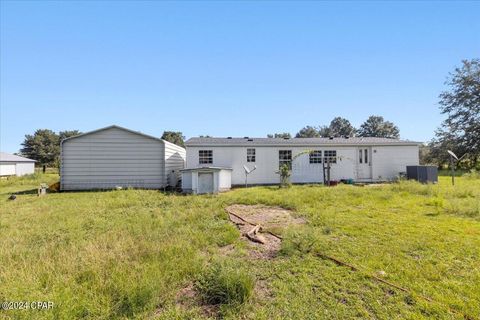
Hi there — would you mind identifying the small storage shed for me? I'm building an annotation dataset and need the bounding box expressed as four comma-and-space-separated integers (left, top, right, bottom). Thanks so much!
0, 152, 36, 176
181, 167, 232, 194
61, 125, 186, 190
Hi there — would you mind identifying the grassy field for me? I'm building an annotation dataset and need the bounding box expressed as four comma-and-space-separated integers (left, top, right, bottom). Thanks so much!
0, 174, 479, 319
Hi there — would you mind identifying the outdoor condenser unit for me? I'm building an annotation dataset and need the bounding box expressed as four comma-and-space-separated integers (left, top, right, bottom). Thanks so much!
406, 166, 438, 184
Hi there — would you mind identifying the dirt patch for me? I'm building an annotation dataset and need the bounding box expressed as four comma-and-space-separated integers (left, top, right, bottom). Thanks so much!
225, 204, 304, 259
227, 204, 305, 230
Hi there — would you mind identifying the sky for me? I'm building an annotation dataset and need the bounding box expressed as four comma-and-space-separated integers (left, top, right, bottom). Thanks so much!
1, 1, 479, 153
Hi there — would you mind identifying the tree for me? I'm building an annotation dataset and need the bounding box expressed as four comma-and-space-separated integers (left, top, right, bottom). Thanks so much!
161, 131, 185, 147
20, 129, 83, 172
59, 130, 81, 142
328, 117, 356, 137
20, 129, 60, 170
267, 132, 292, 138
434, 59, 480, 166
295, 126, 320, 138
357, 115, 400, 139
317, 125, 332, 137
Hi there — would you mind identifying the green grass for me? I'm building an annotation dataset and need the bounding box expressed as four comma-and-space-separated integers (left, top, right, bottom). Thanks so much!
195, 259, 254, 306
1, 174, 479, 319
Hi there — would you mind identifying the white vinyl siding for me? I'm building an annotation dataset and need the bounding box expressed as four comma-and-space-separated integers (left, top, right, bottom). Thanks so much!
0, 162, 34, 176
15, 163, 35, 176
185, 144, 419, 185
0, 163, 16, 176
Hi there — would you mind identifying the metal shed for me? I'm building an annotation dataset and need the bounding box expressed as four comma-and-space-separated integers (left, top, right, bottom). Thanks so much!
0, 152, 36, 176
181, 167, 232, 194
60, 125, 186, 190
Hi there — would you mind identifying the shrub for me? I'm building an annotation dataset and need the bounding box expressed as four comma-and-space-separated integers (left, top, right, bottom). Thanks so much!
195, 260, 254, 306
278, 164, 292, 187
280, 228, 318, 256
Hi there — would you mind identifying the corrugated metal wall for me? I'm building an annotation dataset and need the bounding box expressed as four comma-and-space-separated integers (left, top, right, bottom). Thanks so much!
61, 127, 167, 190
164, 140, 186, 186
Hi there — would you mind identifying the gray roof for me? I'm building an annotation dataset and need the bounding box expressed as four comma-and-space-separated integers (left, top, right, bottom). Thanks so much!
0, 152, 36, 162
61, 125, 165, 144
185, 137, 421, 147
180, 166, 233, 172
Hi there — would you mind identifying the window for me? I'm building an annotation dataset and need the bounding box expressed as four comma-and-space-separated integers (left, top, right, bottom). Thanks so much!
279, 150, 292, 169
247, 148, 256, 162
309, 150, 322, 164
199, 150, 212, 164
324, 150, 337, 164
359, 149, 368, 164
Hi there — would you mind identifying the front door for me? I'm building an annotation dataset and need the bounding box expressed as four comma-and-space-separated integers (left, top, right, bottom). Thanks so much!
357, 147, 372, 180
198, 172, 214, 194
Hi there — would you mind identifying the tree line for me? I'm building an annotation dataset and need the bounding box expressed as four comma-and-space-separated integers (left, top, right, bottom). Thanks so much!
269, 115, 400, 139
17, 59, 479, 170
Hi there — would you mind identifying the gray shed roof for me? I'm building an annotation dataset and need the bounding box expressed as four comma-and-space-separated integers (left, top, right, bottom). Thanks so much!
0, 152, 36, 162
185, 137, 421, 147
180, 166, 233, 172
61, 125, 166, 144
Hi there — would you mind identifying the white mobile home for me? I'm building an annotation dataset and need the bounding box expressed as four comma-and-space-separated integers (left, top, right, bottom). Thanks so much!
184, 137, 420, 188
61, 125, 186, 191
0, 152, 36, 176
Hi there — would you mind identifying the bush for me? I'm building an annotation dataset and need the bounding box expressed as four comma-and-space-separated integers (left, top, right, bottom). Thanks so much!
195, 260, 254, 306
280, 228, 318, 256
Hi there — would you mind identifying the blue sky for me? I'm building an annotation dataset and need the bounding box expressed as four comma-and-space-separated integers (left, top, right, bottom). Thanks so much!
1, 1, 479, 153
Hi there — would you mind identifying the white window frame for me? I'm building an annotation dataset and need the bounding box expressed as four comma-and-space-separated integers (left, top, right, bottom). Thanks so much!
247, 148, 256, 162
309, 150, 322, 164
324, 150, 337, 164
199, 150, 213, 164
279, 150, 292, 169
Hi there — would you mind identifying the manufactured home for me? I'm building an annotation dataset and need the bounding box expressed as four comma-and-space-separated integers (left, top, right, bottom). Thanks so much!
183, 137, 420, 192
0, 152, 36, 177
61, 125, 185, 191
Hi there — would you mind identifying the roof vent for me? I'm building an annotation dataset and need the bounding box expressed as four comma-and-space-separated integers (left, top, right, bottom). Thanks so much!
329, 136, 334, 140
247, 138, 253, 142
227, 137, 232, 139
